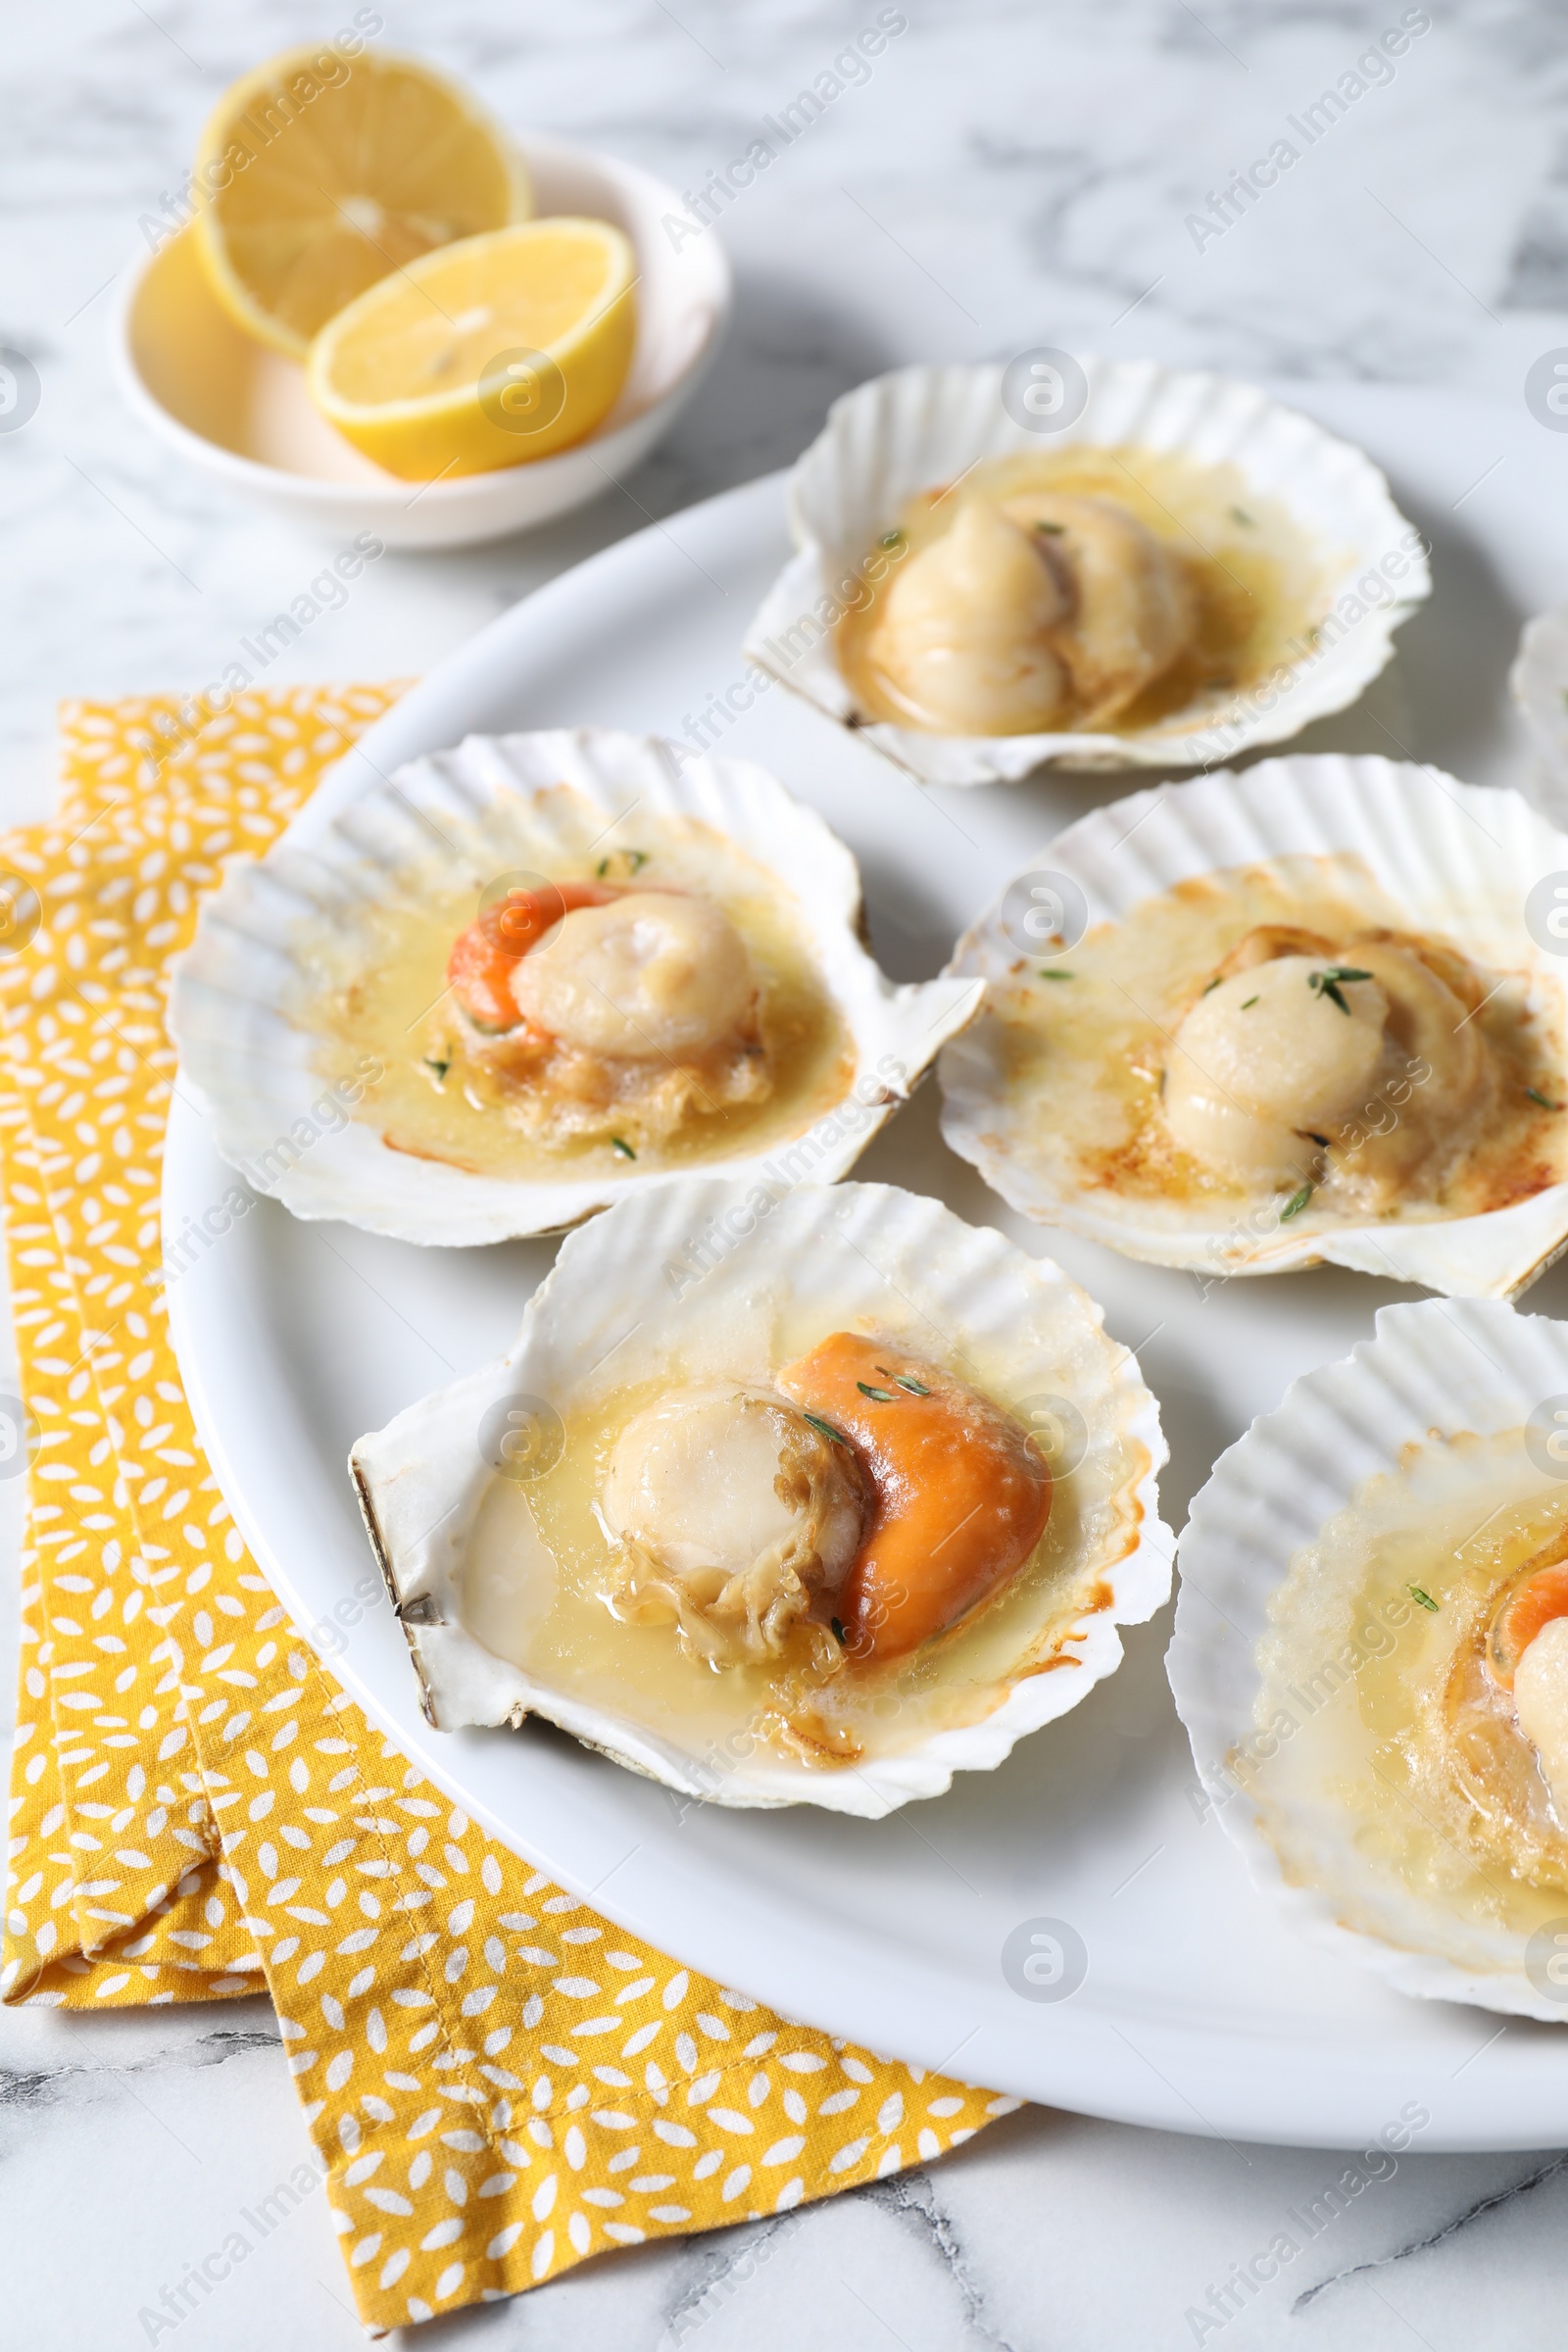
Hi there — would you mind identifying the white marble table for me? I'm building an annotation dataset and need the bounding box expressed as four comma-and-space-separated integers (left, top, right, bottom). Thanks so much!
5, 1, 1568, 2343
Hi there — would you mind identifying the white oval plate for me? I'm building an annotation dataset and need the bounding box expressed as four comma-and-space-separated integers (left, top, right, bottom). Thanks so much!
168, 383, 1568, 2148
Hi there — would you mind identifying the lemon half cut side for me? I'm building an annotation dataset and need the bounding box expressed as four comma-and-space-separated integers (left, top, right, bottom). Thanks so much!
194, 46, 529, 359
306, 218, 640, 479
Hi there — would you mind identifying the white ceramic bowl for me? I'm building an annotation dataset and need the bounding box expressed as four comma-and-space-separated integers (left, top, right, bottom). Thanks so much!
110, 134, 731, 551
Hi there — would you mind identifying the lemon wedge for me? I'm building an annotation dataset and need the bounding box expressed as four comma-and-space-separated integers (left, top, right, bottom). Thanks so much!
306, 218, 639, 478
194, 47, 528, 359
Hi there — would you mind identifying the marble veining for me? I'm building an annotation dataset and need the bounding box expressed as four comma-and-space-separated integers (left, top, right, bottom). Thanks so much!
1289, 2149, 1568, 2313
7, 0, 1568, 2344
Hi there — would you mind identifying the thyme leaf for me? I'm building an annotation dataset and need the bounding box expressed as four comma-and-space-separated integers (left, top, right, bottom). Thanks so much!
895, 1374, 931, 1395
803, 1411, 849, 1448
1240, 994, 1259, 1008
610, 1136, 636, 1159
1309, 967, 1373, 1016
857, 1382, 896, 1401
1280, 1183, 1314, 1220
1407, 1584, 1439, 1614
1038, 967, 1073, 980
1527, 1087, 1560, 1110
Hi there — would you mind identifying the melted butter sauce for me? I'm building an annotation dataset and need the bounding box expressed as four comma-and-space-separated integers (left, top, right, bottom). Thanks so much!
299, 811, 855, 1181
836, 445, 1335, 737
458, 1319, 1145, 1775
1251, 1431, 1568, 1945
978, 852, 1566, 1224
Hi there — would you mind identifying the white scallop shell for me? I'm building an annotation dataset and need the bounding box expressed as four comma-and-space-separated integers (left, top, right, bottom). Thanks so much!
939, 754, 1568, 1298
1509, 606, 1568, 827
350, 1178, 1172, 1815
168, 728, 981, 1245
742, 361, 1429, 787
1168, 1296, 1568, 2022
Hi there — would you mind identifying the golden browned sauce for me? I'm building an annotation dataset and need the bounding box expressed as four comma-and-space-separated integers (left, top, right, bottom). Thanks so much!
975, 853, 1565, 1224
459, 1323, 1149, 1774
837, 445, 1334, 736
300, 815, 856, 1182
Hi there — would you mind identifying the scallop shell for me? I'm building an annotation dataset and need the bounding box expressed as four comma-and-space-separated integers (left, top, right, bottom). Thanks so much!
1509, 605, 1568, 826
349, 1178, 1171, 1815
168, 728, 981, 1244
939, 754, 1568, 1299
742, 361, 1428, 788
1168, 1296, 1568, 2022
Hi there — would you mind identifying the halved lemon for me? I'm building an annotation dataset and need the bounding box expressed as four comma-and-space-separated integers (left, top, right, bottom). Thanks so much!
194, 47, 529, 359
306, 218, 639, 478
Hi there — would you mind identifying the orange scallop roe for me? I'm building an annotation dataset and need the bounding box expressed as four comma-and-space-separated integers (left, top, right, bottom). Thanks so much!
447, 879, 623, 1031
1487, 1534, 1568, 1691
777, 1331, 1050, 1660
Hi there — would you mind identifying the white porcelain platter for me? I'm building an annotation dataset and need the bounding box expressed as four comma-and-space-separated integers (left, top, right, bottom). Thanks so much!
167, 383, 1568, 2149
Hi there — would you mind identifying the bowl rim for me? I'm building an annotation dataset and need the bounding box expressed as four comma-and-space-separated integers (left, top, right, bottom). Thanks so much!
108, 129, 733, 513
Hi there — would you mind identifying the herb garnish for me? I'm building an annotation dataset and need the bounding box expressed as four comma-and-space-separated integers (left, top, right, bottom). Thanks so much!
1035, 519, 1065, 534
858, 1381, 896, 1401
1308, 965, 1373, 1015
597, 848, 649, 878
1527, 1087, 1560, 1110
1201, 975, 1223, 996
1230, 505, 1254, 526
1280, 1183, 1314, 1220
1240, 994, 1259, 1008
1039, 967, 1073, 981
610, 1136, 636, 1159
895, 1374, 930, 1395
423, 1054, 451, 1081
804, 1411, 850, 1447
1407, 1584, 1439, 1614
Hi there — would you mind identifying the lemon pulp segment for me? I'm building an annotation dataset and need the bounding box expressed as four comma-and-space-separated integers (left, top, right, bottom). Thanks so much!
194, 46, 529, 357
307, 218, 638, 477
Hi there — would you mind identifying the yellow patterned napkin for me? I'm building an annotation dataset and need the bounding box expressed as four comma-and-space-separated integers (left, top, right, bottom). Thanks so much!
0, 686, 1009, 2330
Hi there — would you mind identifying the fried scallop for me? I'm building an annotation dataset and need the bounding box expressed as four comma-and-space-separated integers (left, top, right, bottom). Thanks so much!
350, 1179, 1171, 1813
941, 757, 1568, 1298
